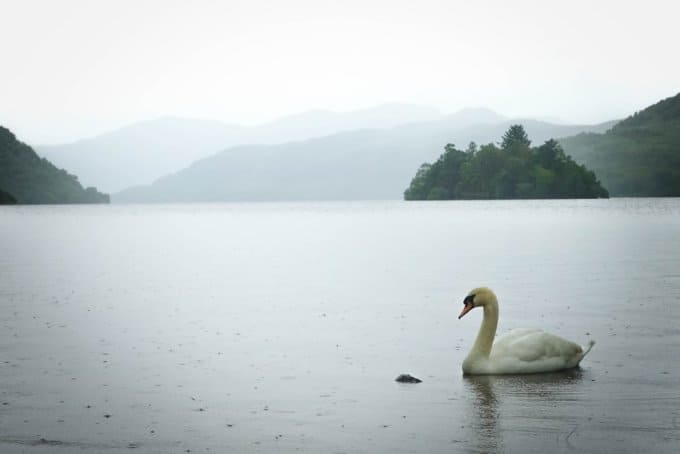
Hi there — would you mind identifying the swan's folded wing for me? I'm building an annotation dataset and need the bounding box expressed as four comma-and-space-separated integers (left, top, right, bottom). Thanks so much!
491, 329, 582, 362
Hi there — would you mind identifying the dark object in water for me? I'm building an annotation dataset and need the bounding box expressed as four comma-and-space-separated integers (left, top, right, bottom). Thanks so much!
395, 374, 422, 383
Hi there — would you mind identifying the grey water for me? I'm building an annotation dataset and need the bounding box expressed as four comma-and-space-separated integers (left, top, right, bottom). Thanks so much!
1, 199, 679, 453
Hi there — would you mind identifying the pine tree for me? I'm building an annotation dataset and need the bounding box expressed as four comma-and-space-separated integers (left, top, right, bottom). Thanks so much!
501, 124, 531, 150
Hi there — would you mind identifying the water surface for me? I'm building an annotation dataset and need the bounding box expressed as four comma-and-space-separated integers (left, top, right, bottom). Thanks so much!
1, 199, 679, 452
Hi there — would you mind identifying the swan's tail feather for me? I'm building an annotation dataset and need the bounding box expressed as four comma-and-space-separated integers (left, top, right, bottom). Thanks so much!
580, 340, 595, 360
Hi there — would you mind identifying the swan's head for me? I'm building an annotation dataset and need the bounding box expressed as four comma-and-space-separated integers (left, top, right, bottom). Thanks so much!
458, 287, 497, 319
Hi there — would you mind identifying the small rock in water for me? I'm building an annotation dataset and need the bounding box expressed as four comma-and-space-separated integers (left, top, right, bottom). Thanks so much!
395, 374, 422, 383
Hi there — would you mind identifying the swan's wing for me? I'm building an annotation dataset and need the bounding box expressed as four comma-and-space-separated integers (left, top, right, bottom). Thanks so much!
491, 329, 583, 363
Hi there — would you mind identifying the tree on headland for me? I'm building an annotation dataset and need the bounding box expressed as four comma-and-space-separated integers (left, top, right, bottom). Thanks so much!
404, 125, 608, 200
465, 141, 478, 154
501, 124, 531, 150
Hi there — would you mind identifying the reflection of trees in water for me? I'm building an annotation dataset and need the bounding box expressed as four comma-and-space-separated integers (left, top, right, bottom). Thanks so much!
463, 369, 584, 452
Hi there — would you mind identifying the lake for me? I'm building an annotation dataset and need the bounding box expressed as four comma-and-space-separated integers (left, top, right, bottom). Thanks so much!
1, 199, 679, 453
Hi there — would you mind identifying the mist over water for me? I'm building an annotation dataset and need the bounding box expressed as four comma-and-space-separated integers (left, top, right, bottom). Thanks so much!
1, 199, 679, 452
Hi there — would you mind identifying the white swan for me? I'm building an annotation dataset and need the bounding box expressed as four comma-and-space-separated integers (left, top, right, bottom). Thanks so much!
458, 287, 594, 375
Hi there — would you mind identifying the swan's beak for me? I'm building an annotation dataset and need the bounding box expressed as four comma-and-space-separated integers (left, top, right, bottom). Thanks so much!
458, 302, 474, 319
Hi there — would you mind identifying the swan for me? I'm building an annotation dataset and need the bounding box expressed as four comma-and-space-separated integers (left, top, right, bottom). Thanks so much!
458, 287, 594, 375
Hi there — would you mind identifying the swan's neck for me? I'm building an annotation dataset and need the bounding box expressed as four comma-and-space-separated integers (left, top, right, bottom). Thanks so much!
470, 299, 499, 358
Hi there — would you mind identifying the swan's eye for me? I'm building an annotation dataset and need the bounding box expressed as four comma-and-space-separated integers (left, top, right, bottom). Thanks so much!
464, 294, 475, 305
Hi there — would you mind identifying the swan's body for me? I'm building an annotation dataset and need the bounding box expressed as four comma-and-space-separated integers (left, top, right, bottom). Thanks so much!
459, 287, 594, 375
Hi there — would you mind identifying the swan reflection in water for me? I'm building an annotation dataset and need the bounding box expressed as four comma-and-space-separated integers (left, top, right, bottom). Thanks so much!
462, 369, 586, 452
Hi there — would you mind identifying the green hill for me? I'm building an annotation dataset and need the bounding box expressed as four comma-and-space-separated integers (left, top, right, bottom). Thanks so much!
0, 126, 109, 204
404, 125, 608, 200
560, 93, 680, 196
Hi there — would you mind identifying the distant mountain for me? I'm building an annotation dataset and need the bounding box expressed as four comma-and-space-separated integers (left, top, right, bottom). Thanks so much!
114, 116, 612, 203
37, 117, 244, 194
256, 103, 443, 142
560, 93, 680, 196
0, 126, 108, 204
439, 107, 508, 128
37, 104, 442, 193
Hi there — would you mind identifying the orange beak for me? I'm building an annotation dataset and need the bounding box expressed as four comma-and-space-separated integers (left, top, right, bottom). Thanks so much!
458, 302, 474, 319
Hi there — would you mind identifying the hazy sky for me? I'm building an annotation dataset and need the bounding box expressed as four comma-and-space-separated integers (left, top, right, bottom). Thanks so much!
1, 0, 679, 144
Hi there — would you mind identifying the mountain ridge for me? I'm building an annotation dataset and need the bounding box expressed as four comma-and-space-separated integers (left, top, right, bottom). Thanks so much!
37, 104, 444, 193
114, 116, 614, 203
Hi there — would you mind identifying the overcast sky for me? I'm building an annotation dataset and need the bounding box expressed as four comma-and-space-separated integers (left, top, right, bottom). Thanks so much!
1, 0, 678, 144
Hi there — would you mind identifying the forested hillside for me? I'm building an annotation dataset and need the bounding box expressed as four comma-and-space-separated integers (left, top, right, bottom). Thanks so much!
560, 93, 680, 196
0, 126, 109, 204
0, 188, 16, 204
